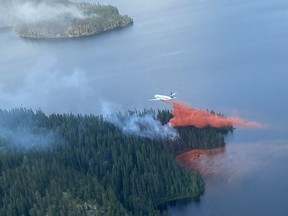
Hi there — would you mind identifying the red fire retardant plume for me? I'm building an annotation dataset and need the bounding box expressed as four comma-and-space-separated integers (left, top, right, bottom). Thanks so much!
168, 102, 262, 128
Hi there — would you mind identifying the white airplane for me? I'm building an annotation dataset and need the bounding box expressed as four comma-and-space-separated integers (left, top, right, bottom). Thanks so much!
149, 92, 177, 101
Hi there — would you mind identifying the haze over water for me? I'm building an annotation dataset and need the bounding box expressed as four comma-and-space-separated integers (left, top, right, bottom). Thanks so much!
1, 0, 288, 215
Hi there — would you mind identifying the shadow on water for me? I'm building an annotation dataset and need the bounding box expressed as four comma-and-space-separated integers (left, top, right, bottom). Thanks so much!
159, 198, 201, 214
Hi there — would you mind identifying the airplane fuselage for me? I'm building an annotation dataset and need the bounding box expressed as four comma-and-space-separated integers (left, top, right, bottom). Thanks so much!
154, 94, 173, 101
149, 92, 177, 101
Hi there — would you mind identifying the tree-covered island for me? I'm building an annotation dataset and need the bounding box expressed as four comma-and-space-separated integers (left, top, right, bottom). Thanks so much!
0, 108, 233, 215
13, 1, 133, 39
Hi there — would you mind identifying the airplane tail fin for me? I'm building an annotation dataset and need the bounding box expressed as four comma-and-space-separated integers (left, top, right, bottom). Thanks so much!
170, 92, 177, 98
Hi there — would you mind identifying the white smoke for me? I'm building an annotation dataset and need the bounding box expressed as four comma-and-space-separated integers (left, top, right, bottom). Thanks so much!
101, 101, 179, 140
14, 2, 85, 23
0, 126, 55, 150
0, 109, 56, 150
0, 1, 86, 26
0, 55, 95, 114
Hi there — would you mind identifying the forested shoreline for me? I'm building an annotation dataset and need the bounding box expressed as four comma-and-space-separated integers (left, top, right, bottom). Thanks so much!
0, 108, 233, 215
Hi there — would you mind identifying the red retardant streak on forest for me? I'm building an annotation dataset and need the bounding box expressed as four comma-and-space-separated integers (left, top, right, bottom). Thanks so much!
167, 101, 262, 128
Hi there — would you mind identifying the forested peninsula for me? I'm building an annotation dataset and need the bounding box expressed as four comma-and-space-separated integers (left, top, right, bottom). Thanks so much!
12, 1, 133, 39
0, 108, 233, 215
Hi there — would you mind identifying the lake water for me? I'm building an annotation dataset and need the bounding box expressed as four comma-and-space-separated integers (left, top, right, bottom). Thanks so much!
1, 0, 288, 215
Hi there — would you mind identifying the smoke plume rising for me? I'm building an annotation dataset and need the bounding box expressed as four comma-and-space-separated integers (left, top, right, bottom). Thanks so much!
0, 109, 56, 150
101, 101, 179, 140
14, 2, 85, 22
0, 126, 55, 150
0, 0, 85, 26
168, 101, 262, 128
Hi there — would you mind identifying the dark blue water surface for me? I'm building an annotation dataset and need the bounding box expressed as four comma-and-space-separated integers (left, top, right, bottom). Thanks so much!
1, 0, 288, 215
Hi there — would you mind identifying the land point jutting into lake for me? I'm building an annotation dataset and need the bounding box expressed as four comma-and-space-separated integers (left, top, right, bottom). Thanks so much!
0, 108, 233, 215
12, 1, 133, 39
